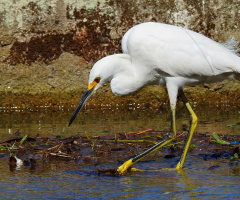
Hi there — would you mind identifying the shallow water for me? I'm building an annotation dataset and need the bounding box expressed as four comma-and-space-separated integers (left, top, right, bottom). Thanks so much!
0, 155, 240, 199
0, 104, 239, 141
0, 105, 240, 199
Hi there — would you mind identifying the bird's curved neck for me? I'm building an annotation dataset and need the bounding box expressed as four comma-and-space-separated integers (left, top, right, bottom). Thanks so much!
107, 54, 149, 96
108, 54, 134, 77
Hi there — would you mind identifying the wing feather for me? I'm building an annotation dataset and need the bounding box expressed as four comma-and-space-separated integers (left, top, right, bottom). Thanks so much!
122, 22, 240, 77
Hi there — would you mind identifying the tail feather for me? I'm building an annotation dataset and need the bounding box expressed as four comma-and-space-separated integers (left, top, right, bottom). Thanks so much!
223, 36, 240, 56
223, 36, 240, 76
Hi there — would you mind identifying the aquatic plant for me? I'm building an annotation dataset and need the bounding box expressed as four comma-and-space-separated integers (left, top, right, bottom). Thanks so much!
227, 111, 240, 135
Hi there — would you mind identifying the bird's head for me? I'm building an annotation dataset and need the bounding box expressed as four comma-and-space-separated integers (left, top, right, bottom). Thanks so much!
87, 57, 113, 91
68, 55, 124, 126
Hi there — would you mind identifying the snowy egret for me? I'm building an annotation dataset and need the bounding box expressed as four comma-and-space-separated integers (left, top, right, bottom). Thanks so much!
69, 22, 240, 174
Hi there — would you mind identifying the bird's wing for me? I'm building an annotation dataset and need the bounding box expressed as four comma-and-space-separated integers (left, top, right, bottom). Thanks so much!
124, 23, 239, 78
121, 26, 134, 54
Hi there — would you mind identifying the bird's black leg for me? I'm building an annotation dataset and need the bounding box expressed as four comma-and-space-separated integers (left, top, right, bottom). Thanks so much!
176, 89, 197, 169
116, 103, 177, 175
116, 89, 197, 174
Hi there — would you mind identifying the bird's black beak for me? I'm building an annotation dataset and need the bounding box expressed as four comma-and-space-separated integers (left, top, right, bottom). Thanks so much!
68, 87, 94, 127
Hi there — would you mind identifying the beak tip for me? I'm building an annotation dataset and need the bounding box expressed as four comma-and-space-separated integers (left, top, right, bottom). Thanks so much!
68, 115, 76, 127
68, 87, 94, 127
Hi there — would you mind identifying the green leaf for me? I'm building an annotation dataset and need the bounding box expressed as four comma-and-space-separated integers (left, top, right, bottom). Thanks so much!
212, 133, 230, 145
230, 153, 239, 161
5, 145, 10, 153
0, 145, 6, 150
20, 135, 28, 146
190, 143, 196, 148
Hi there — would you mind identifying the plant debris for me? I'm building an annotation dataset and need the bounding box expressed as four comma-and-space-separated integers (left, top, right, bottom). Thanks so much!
1, 130, 240, 175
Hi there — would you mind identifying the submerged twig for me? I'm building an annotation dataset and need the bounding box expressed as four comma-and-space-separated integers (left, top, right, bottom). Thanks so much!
89, 139, 157, 144
47, 143, 62, 151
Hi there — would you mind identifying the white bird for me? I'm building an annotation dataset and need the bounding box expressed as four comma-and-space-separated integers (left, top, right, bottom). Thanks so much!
69, 22, 240, 174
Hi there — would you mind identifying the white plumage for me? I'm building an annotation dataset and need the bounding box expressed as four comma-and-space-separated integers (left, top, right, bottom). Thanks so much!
69, 22, 240, 174
89, 22, 239, 107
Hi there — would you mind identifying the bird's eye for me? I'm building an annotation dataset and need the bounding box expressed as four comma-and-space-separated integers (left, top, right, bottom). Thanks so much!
94, 77, 100, 83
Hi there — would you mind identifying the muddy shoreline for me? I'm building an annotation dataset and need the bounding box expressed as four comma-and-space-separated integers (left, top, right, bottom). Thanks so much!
1, 79, 240, 111
1, 130, 240, 175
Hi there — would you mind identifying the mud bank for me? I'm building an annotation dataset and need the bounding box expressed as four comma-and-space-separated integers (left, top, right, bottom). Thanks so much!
1, 131, 240, 174
0, 0, 240, 110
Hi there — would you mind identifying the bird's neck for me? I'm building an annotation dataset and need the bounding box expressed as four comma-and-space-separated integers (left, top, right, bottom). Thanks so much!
107, 54, 148, 96
107, 54, 133, 77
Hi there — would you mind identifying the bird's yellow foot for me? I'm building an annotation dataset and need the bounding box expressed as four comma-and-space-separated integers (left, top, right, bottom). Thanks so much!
175, 161, 183, 170
116, 159, 134, 175
130, 167, 144, 172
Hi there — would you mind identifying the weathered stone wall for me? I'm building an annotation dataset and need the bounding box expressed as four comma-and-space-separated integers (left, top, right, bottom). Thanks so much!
0, 0, 240, 110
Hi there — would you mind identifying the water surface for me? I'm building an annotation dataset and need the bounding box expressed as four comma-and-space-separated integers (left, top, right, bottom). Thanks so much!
0, 155, 239, 199
0, 104, 240, 199
0, 104, 239, 141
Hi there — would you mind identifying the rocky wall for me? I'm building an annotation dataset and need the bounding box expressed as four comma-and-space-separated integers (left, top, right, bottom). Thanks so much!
0, 0, 240, 111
